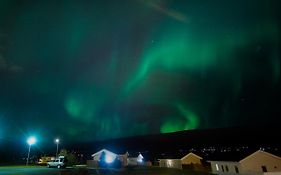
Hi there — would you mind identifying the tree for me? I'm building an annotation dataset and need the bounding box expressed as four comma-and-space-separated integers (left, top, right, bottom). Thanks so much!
59, 149, 68, 157
58, 149, 78, 166
99, 151, 107, 168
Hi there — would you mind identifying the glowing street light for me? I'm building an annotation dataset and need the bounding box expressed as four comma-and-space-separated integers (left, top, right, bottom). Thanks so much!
55, 138, 59, 158
26, 136, 36, 166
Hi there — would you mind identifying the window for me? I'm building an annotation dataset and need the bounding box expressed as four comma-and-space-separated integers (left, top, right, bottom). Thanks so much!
235, 166, 239, 173
221, 165, 224, 172
225, 165, 229, 172
262, 166, 267, 172
215, 164, 219, 171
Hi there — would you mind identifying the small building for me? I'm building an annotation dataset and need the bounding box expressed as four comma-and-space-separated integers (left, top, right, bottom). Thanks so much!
127, 153, 144, 166
88, 149, 147, 168
92, 149, 118, 163
159, 159, 182, 169
88, 149, 125, 168
209, 160, 240, 174
181, 152, 203, 165
209, 150, 281, 175
158, 152, 203, 169
240, 150, 281, 174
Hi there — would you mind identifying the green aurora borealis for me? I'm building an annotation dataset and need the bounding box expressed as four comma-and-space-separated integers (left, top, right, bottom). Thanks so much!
0, 0, 280, 141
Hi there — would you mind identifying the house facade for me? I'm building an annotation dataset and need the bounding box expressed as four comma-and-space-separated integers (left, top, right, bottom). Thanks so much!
158, 152, 203, 169
87, 149, 126, 168
92, 149, 118, 162
240, 150, 281, 174
88, 149, 147, 168
209, 150, 281, 175
181, 152, 203, 165
209, 161, 241, 174
159, 159, 182, 169
127, 153, 144, 166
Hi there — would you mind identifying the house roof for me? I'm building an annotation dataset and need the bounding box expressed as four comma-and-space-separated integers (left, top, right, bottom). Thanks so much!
239, 150, 281, 163
208, 150, 281, 163
127, 152, 141, 158
157, 152, 203, 160
181, 152, 203, 160
91, 149, 117, 157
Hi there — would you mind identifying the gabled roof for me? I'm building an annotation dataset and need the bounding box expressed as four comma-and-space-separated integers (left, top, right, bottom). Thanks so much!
127, 152, 144, 158
157, 151, 203, 160
208, 150, 281, 163
91, 149, 117, 157
239, 150, 281, 163
181, 152, 202, 160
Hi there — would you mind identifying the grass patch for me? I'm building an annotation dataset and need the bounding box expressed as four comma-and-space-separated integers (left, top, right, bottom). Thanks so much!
85, 166, 213, 175
0, 165, 44, 169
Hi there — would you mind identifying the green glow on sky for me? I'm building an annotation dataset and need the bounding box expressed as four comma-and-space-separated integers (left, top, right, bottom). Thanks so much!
0, 0, 280, 141
126, 30, 219, 92
160, 104, 199, 133
65, 97, 82, 118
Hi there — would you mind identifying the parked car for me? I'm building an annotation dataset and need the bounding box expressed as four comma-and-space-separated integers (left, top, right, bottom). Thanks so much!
47, 156, 66, 168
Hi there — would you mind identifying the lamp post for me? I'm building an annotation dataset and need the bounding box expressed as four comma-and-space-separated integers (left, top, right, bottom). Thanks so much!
55, 138, 59, 158
26, 136, 36, 166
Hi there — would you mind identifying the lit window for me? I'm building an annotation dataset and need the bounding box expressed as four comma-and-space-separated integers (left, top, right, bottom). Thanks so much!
167, 160, 172, 167
216, 164, 219, 171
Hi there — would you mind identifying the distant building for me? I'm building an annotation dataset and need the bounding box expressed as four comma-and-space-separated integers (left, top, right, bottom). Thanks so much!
87, 149, 148, 168
127, 153, 144, 166
158, 152, 203, 169
209, 150, 281, 175
88, 149, 124, 168
181, 152, 203, 165
159, 159, 182, 169
38, 156, 55, 165
91, 149, 118, 163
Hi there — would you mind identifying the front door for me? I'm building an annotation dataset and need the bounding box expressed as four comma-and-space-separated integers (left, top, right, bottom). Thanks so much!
261, 166, 267, 172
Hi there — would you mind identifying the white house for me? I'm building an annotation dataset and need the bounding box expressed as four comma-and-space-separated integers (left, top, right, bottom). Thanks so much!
91, 149, 118, 163
127, 153, 144, 166
209, 160, 241, 174
159, 159, 182, 169
88, 149, 148, 167
209, 150, 281, 175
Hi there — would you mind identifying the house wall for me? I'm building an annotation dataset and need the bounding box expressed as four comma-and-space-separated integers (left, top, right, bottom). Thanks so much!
159, 159, 182, 169
128, 158, 139, 166
93, 152, 117, 162
240, 152, 281, 173
118, 155, 128, 166
181, 155, 202, 165
210, 161, 240, 174
264, 172, 281, 175
87, 160, 98, 168
93, 155, 100, 161
264, 171, 281, 175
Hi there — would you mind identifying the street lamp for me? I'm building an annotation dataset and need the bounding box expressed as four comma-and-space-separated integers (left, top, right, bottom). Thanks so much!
55, 138, 59, 158
26, 136, 36, 166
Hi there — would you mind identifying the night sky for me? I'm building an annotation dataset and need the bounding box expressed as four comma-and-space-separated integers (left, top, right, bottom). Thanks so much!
0, 0, 280, 142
